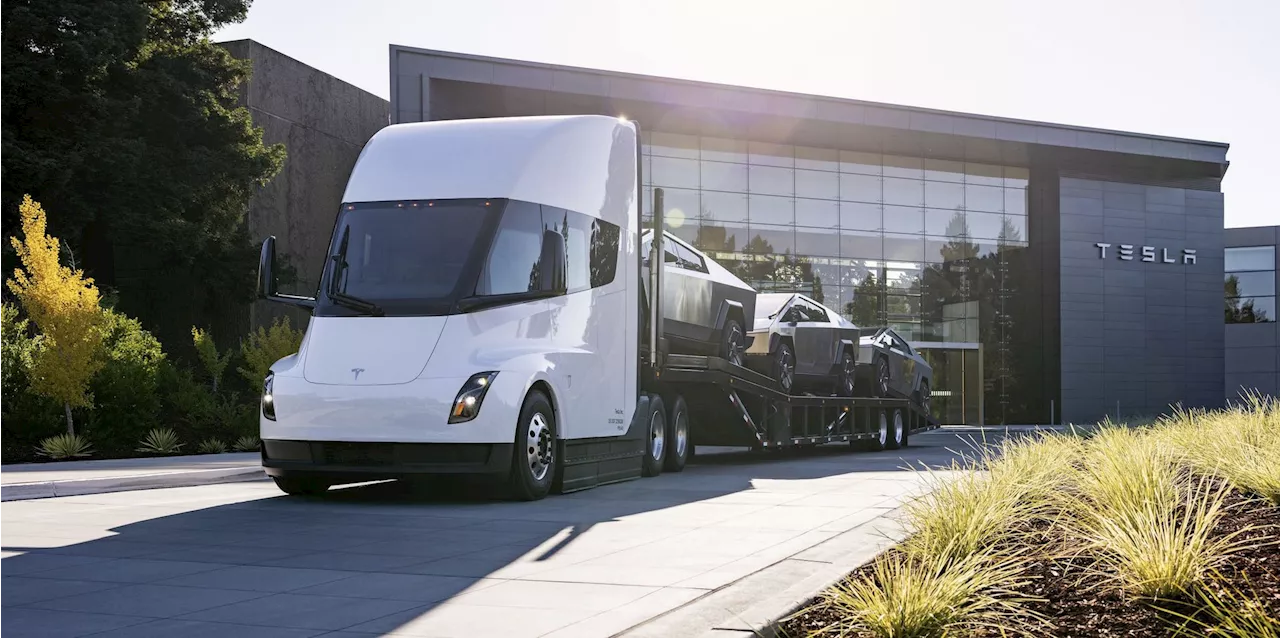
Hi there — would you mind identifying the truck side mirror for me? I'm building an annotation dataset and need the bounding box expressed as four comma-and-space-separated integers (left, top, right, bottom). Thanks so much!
258, 236, 316, 309
539, 230, 567, 294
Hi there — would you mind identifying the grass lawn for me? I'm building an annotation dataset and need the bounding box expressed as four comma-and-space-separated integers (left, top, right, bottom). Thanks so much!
781, 395, 1280, 638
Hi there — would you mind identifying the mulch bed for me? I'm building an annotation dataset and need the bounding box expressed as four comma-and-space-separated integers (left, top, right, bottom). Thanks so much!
778, 490, 1279, 637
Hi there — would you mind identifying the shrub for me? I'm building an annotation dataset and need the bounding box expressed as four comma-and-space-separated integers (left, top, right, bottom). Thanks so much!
2, 303, 64, 460
1160, 395, 1280, 504
137, 427, 184, 455
233, 435, 260, 452
238, 316, 303, 386
813, 547, 1040, 638
192, 326, 231, 392
196, 438, 228, 454
36, 433, 93, 460
85, 308, 166, 455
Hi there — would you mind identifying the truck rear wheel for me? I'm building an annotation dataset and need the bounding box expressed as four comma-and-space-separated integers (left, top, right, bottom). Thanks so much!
509, 391, 557, 501
862, 409, 889, 452
887, 408, 905, 450
642, 396, 667, 477
664, 395, 690, 473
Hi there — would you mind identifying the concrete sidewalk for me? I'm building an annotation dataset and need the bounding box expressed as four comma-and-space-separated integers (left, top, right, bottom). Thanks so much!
1, 453, 265, 501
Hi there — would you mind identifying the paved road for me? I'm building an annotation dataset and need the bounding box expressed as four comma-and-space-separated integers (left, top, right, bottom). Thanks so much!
2, 431, 984, 638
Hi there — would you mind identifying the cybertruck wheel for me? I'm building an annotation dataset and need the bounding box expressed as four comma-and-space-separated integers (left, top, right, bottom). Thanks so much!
510, 391, 557, 501
874, 357, 890, 398
272, 476, 330, 496
918, 380, 931, 417
721, 318, 746, 367
774, 341, 796, 394
837, 351, 856, 397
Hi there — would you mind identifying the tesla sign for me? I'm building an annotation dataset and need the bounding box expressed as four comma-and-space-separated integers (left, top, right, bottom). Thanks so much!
1095, 243, 1197, 265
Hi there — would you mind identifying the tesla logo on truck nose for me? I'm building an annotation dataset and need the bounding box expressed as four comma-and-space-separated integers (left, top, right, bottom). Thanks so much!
351, 368, 365, 380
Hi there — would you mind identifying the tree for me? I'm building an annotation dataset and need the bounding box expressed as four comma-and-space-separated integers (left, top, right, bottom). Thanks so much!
7, 196, 105, 434
845, 272, 883, 326
192, 326, 231, 392
2, 0, 285, 353
811, 275, 825, 304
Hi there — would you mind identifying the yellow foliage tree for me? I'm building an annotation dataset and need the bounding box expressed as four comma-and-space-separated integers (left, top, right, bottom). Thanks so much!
7, 195, 105, 435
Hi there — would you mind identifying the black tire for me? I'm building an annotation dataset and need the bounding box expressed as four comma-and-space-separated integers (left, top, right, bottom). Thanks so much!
837, 350, 856, 397
918, 380, 931, 417
642, 396, 667, 477
887, 408, 905, 450
721, 318, 746, 367
272, 476, 329, 496
774, 341, 796, 394
874, 357, 890, 398
860, 409, 890, 452
664, 395, 690, 473
509, 391, 557, 501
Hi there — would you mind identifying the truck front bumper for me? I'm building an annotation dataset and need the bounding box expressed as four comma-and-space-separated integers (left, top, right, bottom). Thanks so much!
261, 440, 514, 483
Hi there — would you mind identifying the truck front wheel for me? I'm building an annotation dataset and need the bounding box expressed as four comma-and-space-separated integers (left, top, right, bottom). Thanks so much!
510, 391, 557, 501
272, 476, 329, 497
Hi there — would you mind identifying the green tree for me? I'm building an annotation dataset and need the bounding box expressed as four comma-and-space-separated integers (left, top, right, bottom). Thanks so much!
811, 274, 825, 304
192, 326, 231, 392
846, 272, 883, 326
2, 0, 285, 353
7, 196, 105, 435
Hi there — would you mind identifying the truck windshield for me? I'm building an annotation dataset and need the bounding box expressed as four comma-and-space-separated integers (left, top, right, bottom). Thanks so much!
316, 200, 499, 316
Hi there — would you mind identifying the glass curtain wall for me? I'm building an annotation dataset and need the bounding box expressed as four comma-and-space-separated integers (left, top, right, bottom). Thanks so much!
640, 132, 1033, 424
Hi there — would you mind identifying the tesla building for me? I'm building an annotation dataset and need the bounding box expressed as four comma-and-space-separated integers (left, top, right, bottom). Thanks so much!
387, 45, 1231, 426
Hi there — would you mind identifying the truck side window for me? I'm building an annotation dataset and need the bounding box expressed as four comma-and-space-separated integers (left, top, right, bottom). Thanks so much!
477, 201, 544, 295
674, 242, 708, 274
800, 300, 829, 323
588, 218, 620, 288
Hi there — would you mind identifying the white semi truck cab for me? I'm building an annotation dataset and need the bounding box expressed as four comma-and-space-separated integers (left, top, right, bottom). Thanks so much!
255, 115, 935, 500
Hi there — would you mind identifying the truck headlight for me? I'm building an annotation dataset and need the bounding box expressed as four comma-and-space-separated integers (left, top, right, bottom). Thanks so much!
262, 374, 276, 421
449, 372, 498, 423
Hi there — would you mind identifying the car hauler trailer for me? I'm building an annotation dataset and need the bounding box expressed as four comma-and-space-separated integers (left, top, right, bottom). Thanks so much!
255, 115, 938, 500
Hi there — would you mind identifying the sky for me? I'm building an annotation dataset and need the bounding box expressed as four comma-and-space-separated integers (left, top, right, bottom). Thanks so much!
214, 0, 1278, 228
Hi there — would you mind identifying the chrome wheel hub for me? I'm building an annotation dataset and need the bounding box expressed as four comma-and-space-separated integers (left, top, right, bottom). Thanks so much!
878, 412, 888, 446
893, 411, 904, 444
673, 410, 688, 458
527, 413, 554, 481
726, 325, 744, 366
779, 351, 794, 391
842, 357, 855, 394
649, 411, 665, 461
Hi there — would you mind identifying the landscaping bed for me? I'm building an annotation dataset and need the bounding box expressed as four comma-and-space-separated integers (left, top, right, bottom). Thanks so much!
779, 398, 1280, 638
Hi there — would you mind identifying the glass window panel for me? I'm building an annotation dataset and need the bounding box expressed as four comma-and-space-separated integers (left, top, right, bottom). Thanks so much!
925, 180, 965, 210
796, 169, 839, 200
643, 186, 652, 217
1004, 166, 1030, 189
796, 198, 839, 228
659, 188, 701, 232
884, 233, 925, 262
667, 217, 699, 246
651, 156, 699, 189
841, 231, 883, 260
926, 208, 966, 237
696, 221, 749, 254
1226, 297, 1276, 323
883, 205, 924, 234
649, 132, 699, 159
839, 151, 882, 175
747, 224, 794, 256
884, 177, 925, 206
840, 173, 882, 203
886, 297, 920, 321
1004, 188, 1027, 216
701, 190, 748, 224
797, 226, 840, 258
841, 260, 876, 287
701, 160, 747, 192
700, 136, 747, 163
640, 154, 652, 186
832, 286, 857, 318
964, 163, 1004, 186
926, 236, 982, 263
749, 194, 794, 226
749, 165, 794, 196
1225, 271, 1276, 297
886, 321, 920, 339
882, 155, 924, 179
840, 201, 882, 231
748, 141, 793, 167
971, 239, 999, 259
925, 159, 965, 183
795, 146, 839, 172
965, 183, 1004, 212
1225, 246, 1276, 272
885, 265, 923, 293
1001, 214, 1028, 243
967, 211, 1005, 240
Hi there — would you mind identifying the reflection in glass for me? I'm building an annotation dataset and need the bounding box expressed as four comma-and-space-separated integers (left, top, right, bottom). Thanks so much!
884, 177, 925, 206
840, 173, 882, 203
796, 146, 840, 172
660, 188, 701, 231
964, 163, 1004, 186
1003, 166, 1030, 189
965, 183, 1004, 212
925, 159, 965, 183
747, 224, 796, 256
925, 181, 964, 210
701, 161, 747, 192
796, 169, 839, 200
1004, 188, 1027, 216
701, 191, 748, 224
749, 194, 794, 226
841, 231, 883, 260
1225, 271, 1276, 297
696, 220, 749, 254
926, 208, 964, 237
883, 205, 924, 234
749, 165, 795, 196
1001, 215, 1027, 243
651, 156, 700, 189
840, 151, 882, 175
967, 211, 1005, 240
748, 141, 793, 167
796, 198, 839, 228
700, 136, 747, 163
883, 155, 924, 179
1225, 296, 1275, 323
840, 201, 881, 232
797, 226, 840, 257
1225, 246, 1276, 272
884, 233, 925, 261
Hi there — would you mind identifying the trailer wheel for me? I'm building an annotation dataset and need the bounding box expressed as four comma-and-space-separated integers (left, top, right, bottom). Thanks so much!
272, 476, 330, 496
664, 395, 690, 473
887, 409, 905, 450
642, 395, 667, 477
509, 391, 557, 501
863, 409, 889, 452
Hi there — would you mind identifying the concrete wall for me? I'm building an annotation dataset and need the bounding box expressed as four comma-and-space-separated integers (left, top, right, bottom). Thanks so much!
1059, 177, 1225, 423
221, 40, 389, 331
1225, 225, 1280, 400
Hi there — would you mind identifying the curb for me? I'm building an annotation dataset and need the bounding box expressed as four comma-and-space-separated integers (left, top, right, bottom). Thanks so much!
620, 507, 909, 638
1, 466, 266, 501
